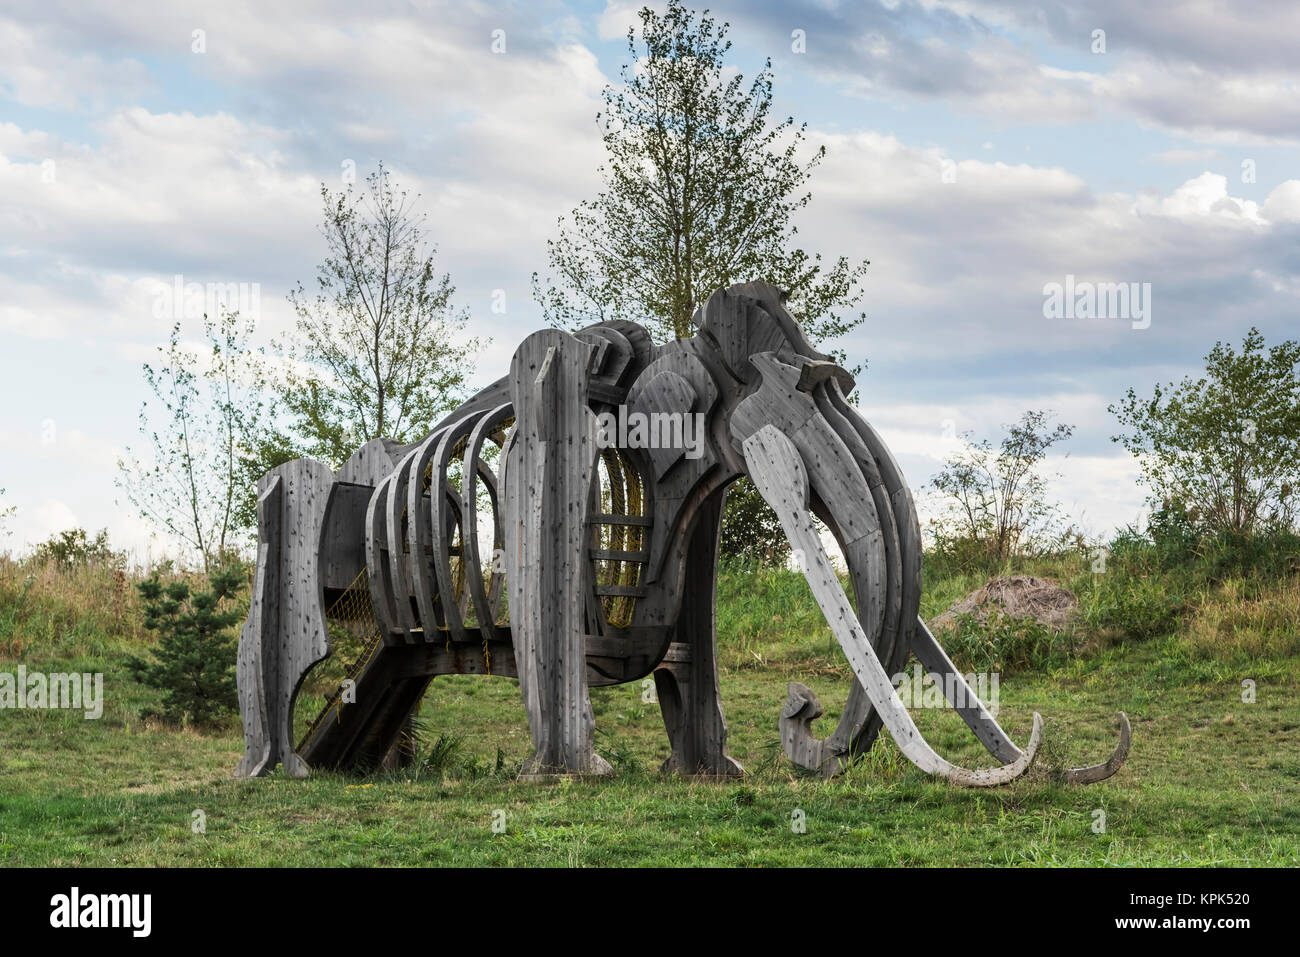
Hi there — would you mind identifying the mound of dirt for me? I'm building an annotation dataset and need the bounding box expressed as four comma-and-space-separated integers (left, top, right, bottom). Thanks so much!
928, 575, 1078, 633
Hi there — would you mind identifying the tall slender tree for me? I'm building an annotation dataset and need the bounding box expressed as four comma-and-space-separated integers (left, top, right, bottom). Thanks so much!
274, 163, 483, 469
533, 0, 869, 359
533, 1, 871, 564
118, 310, 266, 572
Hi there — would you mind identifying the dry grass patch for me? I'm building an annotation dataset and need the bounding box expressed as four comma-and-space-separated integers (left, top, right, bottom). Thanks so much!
1185, 577, 1300, 660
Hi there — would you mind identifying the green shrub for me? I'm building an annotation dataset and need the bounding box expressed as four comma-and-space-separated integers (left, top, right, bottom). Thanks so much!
1077, 572, 1188, 643
126, 564, 243, 725
30, 528, 123, 570
942, 610, 1078, 674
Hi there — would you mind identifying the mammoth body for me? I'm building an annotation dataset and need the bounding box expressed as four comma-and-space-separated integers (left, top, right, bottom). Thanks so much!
235, 282, 1128, 786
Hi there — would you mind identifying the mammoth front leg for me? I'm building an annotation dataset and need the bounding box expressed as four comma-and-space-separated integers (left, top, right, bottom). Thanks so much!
655, 489, 744, 778
505, 330, 612, 777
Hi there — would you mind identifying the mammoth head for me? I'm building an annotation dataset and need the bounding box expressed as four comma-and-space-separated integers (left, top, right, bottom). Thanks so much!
618, 281, 1128, 786
700, 283, 935, 777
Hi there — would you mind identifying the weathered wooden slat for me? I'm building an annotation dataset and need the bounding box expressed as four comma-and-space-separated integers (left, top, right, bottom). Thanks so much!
589, 549, 650, 562
336, 436, 404, 487
505, 329, 611, 776
592, 513, 654, 526
235, 477, 279, 778
234, 459, 335, 778
426, 417, 478, 641
384, 445, 425, 635
654, 488, 742, 777
594, 584, 649, 597
403, 429, 449, 634
364, 475, 400, 636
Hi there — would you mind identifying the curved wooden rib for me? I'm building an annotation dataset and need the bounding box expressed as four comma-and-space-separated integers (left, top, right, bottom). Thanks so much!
403, 428, 450, 634
385, 445, 425, 635
402, 417, 469, 640
365, 472, 400, 636
461, 403, 513, 640
428, 415, 481, 642
745, 424, 1041, 787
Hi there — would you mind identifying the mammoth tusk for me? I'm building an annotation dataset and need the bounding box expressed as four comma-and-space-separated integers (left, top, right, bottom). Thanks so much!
913, 619, 1131, 783
911, 618, 1027, 765
1064, 712, 1132, 784
743, 424, 1041, 787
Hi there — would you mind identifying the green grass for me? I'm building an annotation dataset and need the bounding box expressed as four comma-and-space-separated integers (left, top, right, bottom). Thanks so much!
1, 554, 1298, 867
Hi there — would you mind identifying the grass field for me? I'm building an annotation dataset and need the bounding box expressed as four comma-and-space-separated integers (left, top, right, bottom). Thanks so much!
1, 551, 1298, 867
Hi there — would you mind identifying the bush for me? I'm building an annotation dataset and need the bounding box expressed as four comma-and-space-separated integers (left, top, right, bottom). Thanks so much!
1199, 526, 1300, 582
942, 610, 1078, 675
1083, 576, 1187, 643
127, 564, 244, 725
30, 528, 123, 570
719, 478, 790, 567
1107, 517, 1299, 585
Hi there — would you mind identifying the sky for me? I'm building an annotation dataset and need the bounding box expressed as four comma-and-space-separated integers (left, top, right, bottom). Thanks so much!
1, 0, 1297, 560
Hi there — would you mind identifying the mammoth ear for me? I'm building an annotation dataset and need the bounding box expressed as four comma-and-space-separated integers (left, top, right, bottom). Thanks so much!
727, 351, 814, 450
626, 353, 719, 481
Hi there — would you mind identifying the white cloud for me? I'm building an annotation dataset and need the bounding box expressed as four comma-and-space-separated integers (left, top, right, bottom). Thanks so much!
597, 1, 657, 42
1134, 172, 1265, 225
0, 17, 152, 109
727, 0, 1300, 143
1, 0, 1296, 553
791, 129, 1299, 373
1263, 180, 1300, 224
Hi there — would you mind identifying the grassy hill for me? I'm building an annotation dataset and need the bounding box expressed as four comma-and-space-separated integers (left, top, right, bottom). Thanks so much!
1, 541, 1297, 866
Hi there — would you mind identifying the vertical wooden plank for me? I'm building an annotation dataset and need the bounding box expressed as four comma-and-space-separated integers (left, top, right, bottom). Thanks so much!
506, 330, 610, 776
234, 458, 335, 778
234, 477, 280, 778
